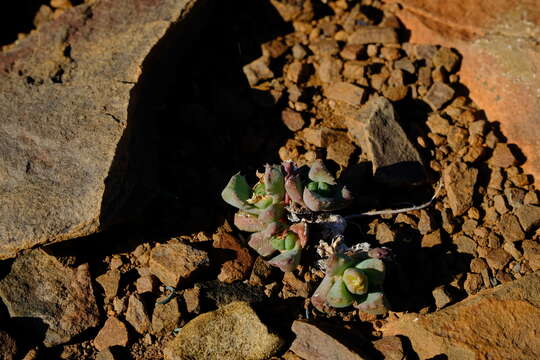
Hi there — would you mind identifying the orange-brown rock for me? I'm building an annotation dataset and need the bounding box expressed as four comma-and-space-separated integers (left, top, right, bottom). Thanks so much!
387, 0, 540, 185
382, 271, 540, 359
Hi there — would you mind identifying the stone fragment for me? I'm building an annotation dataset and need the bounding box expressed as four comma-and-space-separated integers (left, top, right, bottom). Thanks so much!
382, 84, 408, 101
470, 258, 489, 273
394, 58, 415, 73
418, 210, 437, 235
348, 26, 399, 44
183, 287, 201, 314
282, 272, 310, 298
493, 194, 509, 214
301, 127, 342, 148
454, 235, 476, 256
0, 0, 204, 260
281, 109, 305, 132
0, 330, 17, 360
286, 61, 311, 83
432, 286, 452, 309
343, 61, 366, 82
243, 56, 273, 86
324, 82, 365, 105
463, 273, 484, 294
414, 44, 438, 60
309, 39, 340, 57
340, 44, 363, 60
125, 294, 151, 334
136, 275, 158, 294
490, 143, 518, 168
380, 46, 401, 61
317, 56, 342, 83
426, 114, 451, 135
164, 302, 282, 360
443, 162, 478, 216
346, 96, 426, 186
152, 297, 182, 334
446, 126, 468, 150
269, 0, 314, 22
504, 187, 526, 209
433, 47, 459, 72
149, 239, 209, 286
290, 320, 366, 360
524, 191, 539, 205
486, 248, 512, 270
515, 205, 540, 232
497, 213, 525, 242
503, 241, 522, 260
292, 43, 308, 60
424, 82, 455, 110
213, 232, 255, 283
369, 336, 404, 360
522, 240, 540, 271
376, 223, 396, 244
249, 257, 274, 286
422, 229, 443, 248
93, 317, 129, 351
96, 269, 121, 299
326, 133, 356, 167
418, 66, 433, 87
262, 39, 288, 59
0, 249, 99, 347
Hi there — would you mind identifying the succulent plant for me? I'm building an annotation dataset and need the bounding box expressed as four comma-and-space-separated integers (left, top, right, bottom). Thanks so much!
222, 160, 353, 272
283, 160, 353, 212
311, 252, 388, 314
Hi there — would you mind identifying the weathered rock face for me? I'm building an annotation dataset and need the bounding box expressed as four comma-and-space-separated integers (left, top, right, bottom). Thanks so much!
345, 96, 426, 186
163, 301, 283, 360
387, 0, 540, 185
0, 249, 100, 347
0, 0, 202, 259
382, 271, 540, 360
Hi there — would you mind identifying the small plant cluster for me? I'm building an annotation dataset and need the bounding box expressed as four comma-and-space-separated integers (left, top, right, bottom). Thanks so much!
221, 160, 389, 312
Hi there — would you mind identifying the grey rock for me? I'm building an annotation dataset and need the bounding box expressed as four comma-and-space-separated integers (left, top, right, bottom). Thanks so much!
164, 302, 282, 360
515, 205, 540, 232
0, 0, 204, 260
0, 249, 99, 346
424, 82, 455, 110
346, 96, 426, 186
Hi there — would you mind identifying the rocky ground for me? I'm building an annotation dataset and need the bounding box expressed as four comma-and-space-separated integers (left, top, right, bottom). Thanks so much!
0, 0, 539, 359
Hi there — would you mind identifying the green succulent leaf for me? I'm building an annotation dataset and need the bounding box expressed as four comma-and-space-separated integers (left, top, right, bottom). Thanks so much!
303, 186, 353, 212
343, 268, 369, 295
326, 277, 354, 308
271, 236, 286, 251
264, 164, 285, 199
221, 173, 254, 211
326, 254, 356, 277
284, 174, 305, 207
356, 258, 385, 289
311, 275, 335, 312
284, 232, 298, 250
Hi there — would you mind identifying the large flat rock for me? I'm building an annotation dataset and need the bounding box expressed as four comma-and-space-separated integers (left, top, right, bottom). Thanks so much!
387, 0, 540, 185
382, 271, 540, 359
0, 0, 201, 259
0, 249, 100, 347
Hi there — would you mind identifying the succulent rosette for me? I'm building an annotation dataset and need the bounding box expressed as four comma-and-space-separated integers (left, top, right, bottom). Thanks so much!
221, 160, 354, 272
283, 160, 353, 212
311, 251, 388, 315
